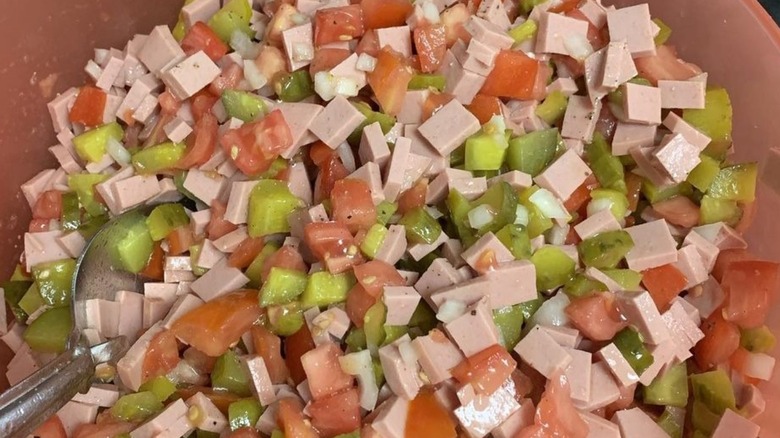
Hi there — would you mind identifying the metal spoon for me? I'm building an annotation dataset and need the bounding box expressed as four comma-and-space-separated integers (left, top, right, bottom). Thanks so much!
0, 208, 151, 437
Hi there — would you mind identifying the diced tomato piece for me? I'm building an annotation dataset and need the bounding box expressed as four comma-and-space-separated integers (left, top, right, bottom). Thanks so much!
565, 292, 626, 341
179, 112, 218, 169
141, 329, 180, 384
367, 47, 413, 116
721, 260, 780, 329
316, 155, 351, 203
32, 415, 67, 438
355, 30, 380, 57
414, 24, 447, 73
563, 176, 598, 214
170, 289, 263, 357
304, 221, 363, 274
265, 3, 299, 47
309, 388, 361, 437
652, 196, 700, 228
262, 245, 308, 281
158, 91, 182, 115
309, 48, 352, 75
451, 345, 517, 396
28, 219, 50, 233
69, 86, 107, 127
32, 190, 63, 220
278, 397, 321, 438
314, 5, 365, 46
226, 428, 261, 438
694, 312, 740, 370
405, 389, 457, 438
191, 89, 220, 122
207, 200, 239, 240
549, 0, 580, 13
481, 51, 548, 100
634, 45, 702, 86
517, 372, 588, 438
474, 250, 499, 275
641, 264, 688, 312
331, 179, 377, 233
228, 237, 266, 269
353, 260, 406, 297
73, 421, 135, 438
181, 22, 230, 61
422, 92, 455, 121
284, 325, 316, 385
166, 226, 194, 256
440, 3, 470, 47
465, 94, 502, 125
209, 63, 244, 96
397, 179, 429, 215
310, 141, 336, 167
361, 0, 413, 30
345, 283, 377, 327
140, 242, 164, 281
251, 325, 290, 384
221, 109, 293, 176
301, 343, 354, 401
712, 249, 753, 282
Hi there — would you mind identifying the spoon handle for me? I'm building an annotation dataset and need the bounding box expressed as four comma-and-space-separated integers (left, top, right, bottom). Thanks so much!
0, 345, 94, 437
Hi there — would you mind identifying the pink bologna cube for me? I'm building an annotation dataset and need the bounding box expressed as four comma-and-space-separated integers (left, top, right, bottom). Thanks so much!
460, 232, 514, 272
444, 298, 500, 356
615, 291, 671, 345
612, 122, 657, 156
309, 95, 366, 148
383, 286, 421, 326
653, 133, 701, 183
622, 82, 662, 125
514, 325, 573, 378
658, 79, 706, 109
711, 409, 760, 438
418, 99, 481, 156
161, 51, 221, 101
533, 148, 593, 201
535, 12, 589, 56
412, 329, 464, 385
561, 95, 602, 142
606, 4, 657, 58
623, 219, 678, 271
611, 407, 671, 438
663, 112, 712, 151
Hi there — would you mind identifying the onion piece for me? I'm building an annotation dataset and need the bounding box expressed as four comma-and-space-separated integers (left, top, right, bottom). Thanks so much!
339, 350, 379, 411
421, 1, 441, 23
106, 138, 131, 165
356, 53, 377, 72
243, 60, 268, 91
515, 204, 530, 226
563, 34, 594, 62
468, 204, 496, 229
529, 292, 571, 328
398, 341, 419, 366
529, 188, 571, 220
230, 29, 260, 60
436, 300, 467, 323
314, 71, 337, 101
336, 142, 357, 173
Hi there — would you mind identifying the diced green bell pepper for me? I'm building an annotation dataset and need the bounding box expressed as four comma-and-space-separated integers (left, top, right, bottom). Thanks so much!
245, 242, 281, 288
345, 327, 367, 352
18, 283, 44, 318
613, 327, 654, 375
112, 213, 154, 274
267, 301, 305, 336
360, 223, 388, 259
399, 207, 442, 245
301, 271, 356, 308
687, 154, 721, 192
68, 173, 108, 217
61, 192, 81, 231
531, 246, 576, 291
171, 0, 196, 41
691, 400, 721, 436
643, 362, 689, 407
588, 188, 629, 222
212, 350, 252, 397
111, 391, 163, 422
32, 259, 76, 308
653, 18, 672, 46
740, 325, 776, 354
656, 406, 685, 438
683, 87, 732, 146
586, 133, 627, 193
519, 0, 546, 14
364, 301, 387, 355
138, 376, 177, 402
699, 195, 741, 226
376, 201, 398, 226
495, 224, 532, 260
270, 430, 285, 438
493, 304, 525, 349
707, 163, 758, 203
641, 179, 693, 204
408, 73, 446, 92
536, 91, 568, 125
228, 398, 264, 430
509, 19, 538, 44
602, 269, 643, 290
465, 131, 508, 171
260, 267, 308, 306
518, 292, 544, 321
2, 280, 32, 322
446, 189, 476, 247
507, 128, 563, 176
248, 180, 302, 237
348, 102, 396, 146
334, 431, 361, 438
578, 230, 634, 269
383, 325, 408, 346
408, 301, 437, 334
277, 70, 315, 102
563, 274, 605, 298
23, 306, 72, 353
73, 122, 124, 163
10, 264, 31, 281
132, 142, 186, 174
222, 90, 268, 122
146, 203, 190, 241
208, 0, 254, 43
690, 369, 737, 415
472, 182, 518, 236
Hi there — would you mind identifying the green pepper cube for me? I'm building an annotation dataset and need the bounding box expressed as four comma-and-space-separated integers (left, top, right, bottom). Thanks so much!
222, 89, 268, 122
208, 0, 254, 43
465, 132, 507, 171
687, 154, 721, 192
535, 91, 569, 125
507, 128, 562, 176
23, 306, 72, 353
699, 195, 741, 226
376, 201, 398, 226
493, 304, 524, 350
612, 327, 654, 375
691, 400, 721, 435
248, 180, 303, 237
132, 142, 186, 174
360, 223, 388, 259
260, 268, 308, 306
690, 369, 737, 415
408, 73, 446, 92
111, 391, 163, 422
228, 398, 264, 430
61, 192, 82, 231
138, 376, 177, 402
643, 362, 689, 407
345, 327, 367, 352
267, 301, 305, 336
383, 325, 409, 346
641, 179, 693, 204
602, 269, 643, 291
578, 230, 634, 269
683, 87, 732, 145
531, 246, 575, 291
73, 122, 124, 163
740, 325, 776, 354
364, 301, 387, 355
495, 224, 532, 260
653, 18, 672, 46
112, 214, 155, 274
563, 274, 605, 298
212, 350, 252, 397
18, 283, 44, 318
2, 280, 32, 322
656, 406, 684, 438
301, 271, 356, 308
146, 203, 190, 241
707, 163, 758, 203
68, 173, 109, 217
509, 19, 538, 43
277, 70, 315, 102
398, 207, 442, 245
32, 259, 76, 308
348, 102, 396, 146
446, 189, 476, 246
472, 182, 518, 236
245, 243, 281, 288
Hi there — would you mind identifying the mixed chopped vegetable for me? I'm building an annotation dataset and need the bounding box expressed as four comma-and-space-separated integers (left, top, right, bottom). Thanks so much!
2, 0, 777, 437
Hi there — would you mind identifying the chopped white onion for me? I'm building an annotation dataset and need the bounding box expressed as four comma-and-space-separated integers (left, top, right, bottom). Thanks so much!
563, 34, 594, 62
421, 1, 441, 23
292, 43, 314, 62
468, 204, 496, 229
529, 188, 571, 220
436, 299, 467, 323
314, 71, 337, 101
291, 13, 309, 25
514, 204, 530, 226
106, 138, 131, 165
356, 53, 377, 72
586, 196, 615, 218
94, 48, 110, 66
546, 223, 570, 246
243, 60, 268, 91
339, 350, 379, 411
230, 29, 260, 60
529, 292, 571, 327
398, 341, 419, 366
336, 142, 357, 173
167, 360, 208, 387
334, 76, 360, 97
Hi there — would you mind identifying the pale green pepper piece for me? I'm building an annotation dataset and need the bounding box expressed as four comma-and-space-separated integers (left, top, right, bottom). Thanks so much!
535, 91, 568, 125
408, 73, 446, 92
588, 188, 629, 222
563, 274, 605, 298
246, 242, 281, 288
383, 325, 408, 346
699, 195, 741, 226
465, 132, 508, 171
222, 89, 268, 122
652, 18, 672, 46
23, 306, 72, 353
687, 154, 721, 192
73, 122, 124, 163
267, 302, 305, 336
472, 182, 518, 236
60, 192, 81, 231
656, 406, 684, 438
690, 369, 736, 415
32, 259, 75, 307
132, 142, 186, 174
301, 271, 356, 308
602, 269, 643, 290
613, 327, 654, 375
345, 327, 367, 352
2, 280, 31, 322
586, 133, 627, 193
348, 102, 396, 146
138, 376, 177, 402
495, 224, 532, 260
531, 246, 576, 291
111, 392, 163, 422
277, 70, 315, 102
683, 87, 732, 147
399, 207, 442, 245
208, 0, 254, 43
260, 268, 308, 306
578, 230, 634, 269
364, 301, 386, 354
270, 430, 285, 438
643, 362, 689, 407
519, 0, 546, 14
228, 399, 264, 430
146, 203, 190, 241
740, 325, 776, 354
376, 201, 398, 226
641, 179, 693, 204
507, 128, 562, 176
360, 224, 388, 259
691, 400, 720, 436
68, 173, 108, 217
493, 304, 524, 349
112, 212, 154, 274
509, 19, 537, 44
171, 0, 196, 41
447, 189, 477, 247
248, 180, 303, 237
707, 163, 758, 202
18, 283, 44, 318
212, 350, 252, 397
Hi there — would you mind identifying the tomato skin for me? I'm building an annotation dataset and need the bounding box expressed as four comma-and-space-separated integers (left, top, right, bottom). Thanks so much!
278, 397, 321, 438
209, 62, 244, 96
304, 222, 364, 274
367, 47, 413, 116
721, 260, 779, 329
262, 245, 308, 281
652, 196, 700, 228
712, 249, 752, 282
397, 180, 428, 215
285, 325, 316, 385
451, 345, 517, 396
140, 241, 165, 281
564, 175, 598, 214
465, 94, 502, 125
345, 283, 376, 327
141, 329, 180, 384
634, 45, 701, 86
413, 24, 447, 73
32, 190, 63, 220
181, 22, 229, 61
641, 264, 689, 312
166, 226, 195, 256
309, 388, 361, 437
228, 237, 266, 269
353, 260, 405, 297
32, 415, 67, 438
207, 200, 239, 240
251, 325, 290, 384
316, 155, 351, 203
158, 91, 182, 116
221, 109, 294, 176
694, 312, 740, 370
191, 89, 220, 122
565, 292, 626, 341
361, 0, 413, 30
301, 343, 354, 401
170, 289, 263, 357
331, 179, 377, 233
309, 48, 352, 75
179, 112, 218, 168
69, 86, 107, 127
355, 30, 380, 57
422, 92, 455, 121
517, 372, 588, 438
314, 5, 365, 46
481, 51, 547, 100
